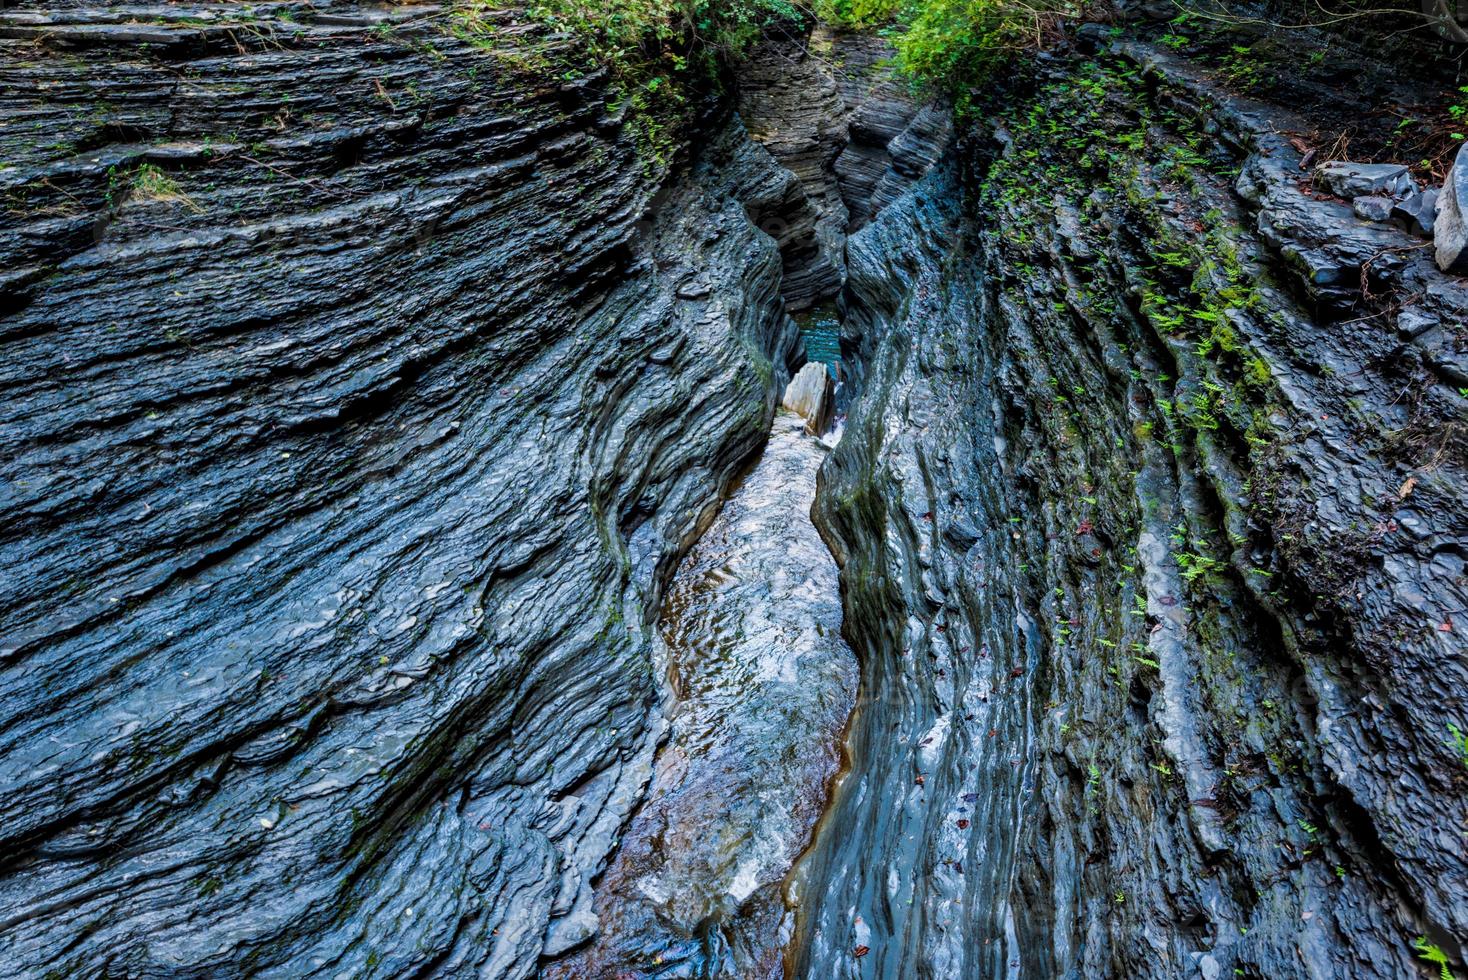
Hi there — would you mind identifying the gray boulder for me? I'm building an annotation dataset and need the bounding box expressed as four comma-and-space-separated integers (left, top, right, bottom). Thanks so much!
1316, 160, 1412, 199
782, 361, 836, 434
1434, 142, 1468, 273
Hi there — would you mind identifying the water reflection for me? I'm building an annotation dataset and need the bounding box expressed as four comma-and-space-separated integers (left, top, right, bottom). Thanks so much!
546, 414, 856, 979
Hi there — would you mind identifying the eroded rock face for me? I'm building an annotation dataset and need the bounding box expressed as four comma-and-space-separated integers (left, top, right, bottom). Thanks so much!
0, 5, 803, 976
6, 5, 1465, 978
797, 35, 1467, 980
735, 25, 952, 309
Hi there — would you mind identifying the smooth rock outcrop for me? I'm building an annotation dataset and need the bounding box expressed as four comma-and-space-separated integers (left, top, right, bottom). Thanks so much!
1434, 142, 1468, 273
782, 360, 837, 434
545, 412, 856, 979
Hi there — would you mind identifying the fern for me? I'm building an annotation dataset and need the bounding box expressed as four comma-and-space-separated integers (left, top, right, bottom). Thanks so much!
1413, 937, 1454, 980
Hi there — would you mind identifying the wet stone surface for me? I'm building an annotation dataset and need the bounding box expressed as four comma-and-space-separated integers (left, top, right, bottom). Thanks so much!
545, 414, 857, 979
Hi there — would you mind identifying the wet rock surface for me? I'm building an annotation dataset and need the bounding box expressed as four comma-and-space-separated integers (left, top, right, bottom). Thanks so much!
544, 413, 855, 979
798, 34, 1467, 980
735, 25, 951, 309
4, 4, 1466, 978
0, 4, 804, 975
1435, 142, 1468, 273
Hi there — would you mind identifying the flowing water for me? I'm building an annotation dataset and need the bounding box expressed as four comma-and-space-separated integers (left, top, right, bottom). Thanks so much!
545, 413, 857, 978
794, 303, 843, 379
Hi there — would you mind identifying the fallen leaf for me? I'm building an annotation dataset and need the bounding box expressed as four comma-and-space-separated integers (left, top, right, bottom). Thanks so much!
853, 945, 870, 958
1398, 476, 1417, 499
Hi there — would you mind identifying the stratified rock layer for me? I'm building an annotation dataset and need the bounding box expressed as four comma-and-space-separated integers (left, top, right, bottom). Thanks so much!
735, 25, 952, 309
796, 34, 1467, 980
0, 4, 802, 976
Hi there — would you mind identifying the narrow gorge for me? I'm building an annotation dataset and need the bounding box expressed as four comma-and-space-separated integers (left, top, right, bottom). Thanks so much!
0, 2, 1465, 979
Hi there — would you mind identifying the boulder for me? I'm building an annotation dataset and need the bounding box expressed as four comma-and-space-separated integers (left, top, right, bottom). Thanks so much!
782, 361, 835, 434
1391, 186, 1439, 238
1435, 142, 1468, 274
1316, 161, 1412, 199
1352, 195, 1394, 222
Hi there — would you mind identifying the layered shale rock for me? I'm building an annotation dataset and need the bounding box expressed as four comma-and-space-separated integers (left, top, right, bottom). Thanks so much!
798, 32, 1467, 980
735, 26, 952, 310
0, 4, 811, 975
6, 2, 1465, 977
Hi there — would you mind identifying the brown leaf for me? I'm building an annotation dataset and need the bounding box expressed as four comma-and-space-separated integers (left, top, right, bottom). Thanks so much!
1398, 475, 1417, 499
853, 945, 870, 958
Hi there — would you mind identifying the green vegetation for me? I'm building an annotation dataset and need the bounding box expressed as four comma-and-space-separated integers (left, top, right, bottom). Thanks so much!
131, 164, 182, 200
818, 0, 1085, 114
1413, 936, 1455, 980
514, 0, 805, 65
1449, 723, 1468, 772
449, 0, 1092, 144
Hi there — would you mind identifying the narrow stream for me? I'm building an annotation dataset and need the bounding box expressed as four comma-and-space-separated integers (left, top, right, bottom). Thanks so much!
546, 412, 857, 978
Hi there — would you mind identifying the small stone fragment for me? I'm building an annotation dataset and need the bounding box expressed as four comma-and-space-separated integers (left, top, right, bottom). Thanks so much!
1351, 195, 1394, 222
1391, 187, 1439, 238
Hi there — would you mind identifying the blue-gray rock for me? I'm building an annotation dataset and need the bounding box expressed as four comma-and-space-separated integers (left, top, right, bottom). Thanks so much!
1392, 186, 1440, 237
1316, 160, 1413, 199
4, 7, 1467, 980
0, 5, 811, 976
795, 35, 1468, 980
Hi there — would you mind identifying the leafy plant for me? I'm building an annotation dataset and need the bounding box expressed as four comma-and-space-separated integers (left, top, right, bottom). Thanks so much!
1448, 723, 1468, 772
819, 0, 1091, 114
1413, 936, 1454, 980
449, 0, 804, 166
1175, 550, 1223, 584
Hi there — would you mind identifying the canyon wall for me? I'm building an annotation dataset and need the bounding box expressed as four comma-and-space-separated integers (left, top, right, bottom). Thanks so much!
800, 30, 1467, 980
0, 4, 814, 975
2, 4, 1464, 978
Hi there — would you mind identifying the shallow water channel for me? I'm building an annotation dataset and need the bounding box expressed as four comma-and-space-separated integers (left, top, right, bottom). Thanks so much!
546, 412, 857, 978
